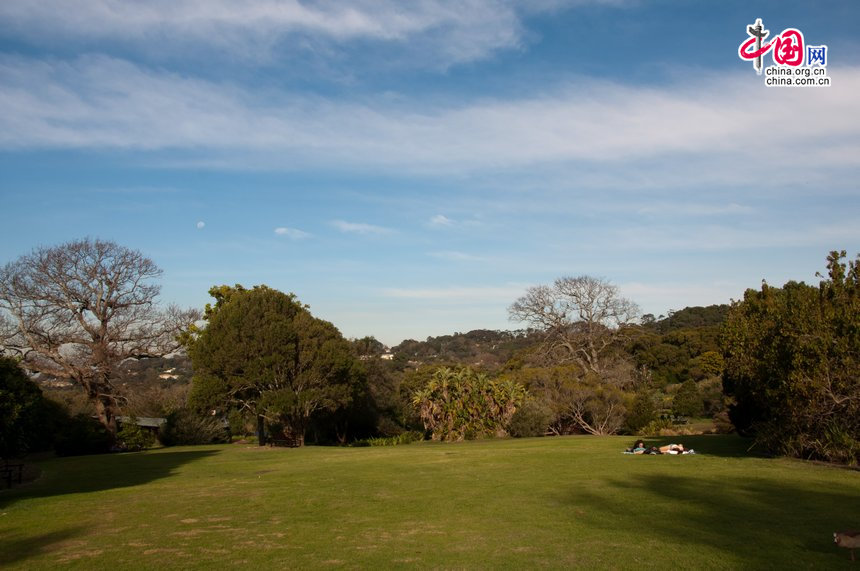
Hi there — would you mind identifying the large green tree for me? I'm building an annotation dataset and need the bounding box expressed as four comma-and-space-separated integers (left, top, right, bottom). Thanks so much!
721, 251, 860, 464
187, 285, 362, 446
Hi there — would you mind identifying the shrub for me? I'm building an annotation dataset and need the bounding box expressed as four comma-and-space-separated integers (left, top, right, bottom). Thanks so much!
1, 357, 67, 457
412, 367, 527, 441
227, 408, 254, 438
159, 408, 227, 446
117, 417, 156, 451
673, 380, 704, 417
624, 391, 658, 434
352, 431, 424, 447
699, 376, 726, 416
658, 426, 695, 437
54, 414, 114, 456
637, 418, 674, 436
508, 399, 553, 438
713, 411, 735, 434
375, 416, 407, 438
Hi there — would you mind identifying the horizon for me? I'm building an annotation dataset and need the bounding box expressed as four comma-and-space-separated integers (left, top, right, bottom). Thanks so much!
1, 1, 858, 346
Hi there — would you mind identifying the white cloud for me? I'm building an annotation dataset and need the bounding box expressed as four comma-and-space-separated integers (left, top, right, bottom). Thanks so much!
331, 220, 394, 235
609, 221, 860, 254
196, 221, 205, 229
0, 1, 637, 71
429, 214, 454, 227
0, 0, 541, 67
0, 54, 858, 184
274, 226, 310, 239
383, 285, 524, 301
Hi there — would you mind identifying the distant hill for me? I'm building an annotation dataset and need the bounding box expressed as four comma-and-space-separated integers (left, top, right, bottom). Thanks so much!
648, 304, 730, 333
387, 306, 732, 371
34, 353, 193, 390
391, 329, 538, 370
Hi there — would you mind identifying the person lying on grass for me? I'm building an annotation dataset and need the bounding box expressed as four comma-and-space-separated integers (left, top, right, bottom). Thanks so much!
628, 440, 648, 454
624, 442, 696, 454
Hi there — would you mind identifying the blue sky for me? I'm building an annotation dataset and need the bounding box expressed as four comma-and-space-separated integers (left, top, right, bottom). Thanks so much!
1, 1, 858, 346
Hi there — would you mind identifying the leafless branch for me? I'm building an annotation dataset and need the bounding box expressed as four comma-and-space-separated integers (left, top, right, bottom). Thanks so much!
0, 238, 200, 433
509, 275, 639, 375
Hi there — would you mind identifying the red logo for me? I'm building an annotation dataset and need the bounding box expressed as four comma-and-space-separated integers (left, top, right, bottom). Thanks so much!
739, 19, 805, 74
772, 29, 804, 66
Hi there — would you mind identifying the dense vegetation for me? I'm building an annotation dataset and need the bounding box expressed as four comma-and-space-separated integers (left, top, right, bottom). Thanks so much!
390, 329, 536, 369
1, 357, 59, 459
186, 285, 365, 446
0, 302, 738, 455
722, 251, 860, 464
412, 367, 526, 441
1, 357, 115, 458
2, 238, 857, 466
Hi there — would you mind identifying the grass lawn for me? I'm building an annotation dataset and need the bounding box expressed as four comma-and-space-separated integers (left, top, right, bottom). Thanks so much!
2, 435, 858, 569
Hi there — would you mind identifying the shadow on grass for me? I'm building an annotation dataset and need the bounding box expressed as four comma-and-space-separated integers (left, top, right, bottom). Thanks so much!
565, 472, 859, 567
0, 526, 87, 567
0, 448, 220, 509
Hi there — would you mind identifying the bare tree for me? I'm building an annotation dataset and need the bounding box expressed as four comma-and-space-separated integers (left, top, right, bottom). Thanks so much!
0, 238, 199, 435
509, 276, 639, 375
565, 384, 627, 436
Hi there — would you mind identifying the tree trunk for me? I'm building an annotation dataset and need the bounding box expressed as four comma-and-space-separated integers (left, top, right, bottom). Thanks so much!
95, 395, 119, 436
335, 420, 349, 445
257, 414, 267, 446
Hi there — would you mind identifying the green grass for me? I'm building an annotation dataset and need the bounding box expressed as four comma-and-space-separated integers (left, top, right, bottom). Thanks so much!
683, 417, 718, 433
2, 435, 858, 569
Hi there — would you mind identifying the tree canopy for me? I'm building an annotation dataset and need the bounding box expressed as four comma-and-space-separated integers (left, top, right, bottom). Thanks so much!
0, 238, 198, 434
721, 251, 860, 464
187, 285, 363, 446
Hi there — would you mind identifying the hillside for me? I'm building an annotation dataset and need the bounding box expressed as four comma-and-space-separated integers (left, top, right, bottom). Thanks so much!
390, 328, 538, 370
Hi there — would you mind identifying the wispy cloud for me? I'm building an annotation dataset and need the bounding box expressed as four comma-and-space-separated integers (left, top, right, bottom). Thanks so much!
383, 285, 523, 301
274, 226, 310, 239
429, 214, 454, 227
1, 55, 858, 184
331, 220, 394, 235
0, 0, 558, 68
611, 222, 860, 253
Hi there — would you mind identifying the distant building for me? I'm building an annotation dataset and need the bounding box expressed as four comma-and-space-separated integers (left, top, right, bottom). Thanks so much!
116, 416, 167, 434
